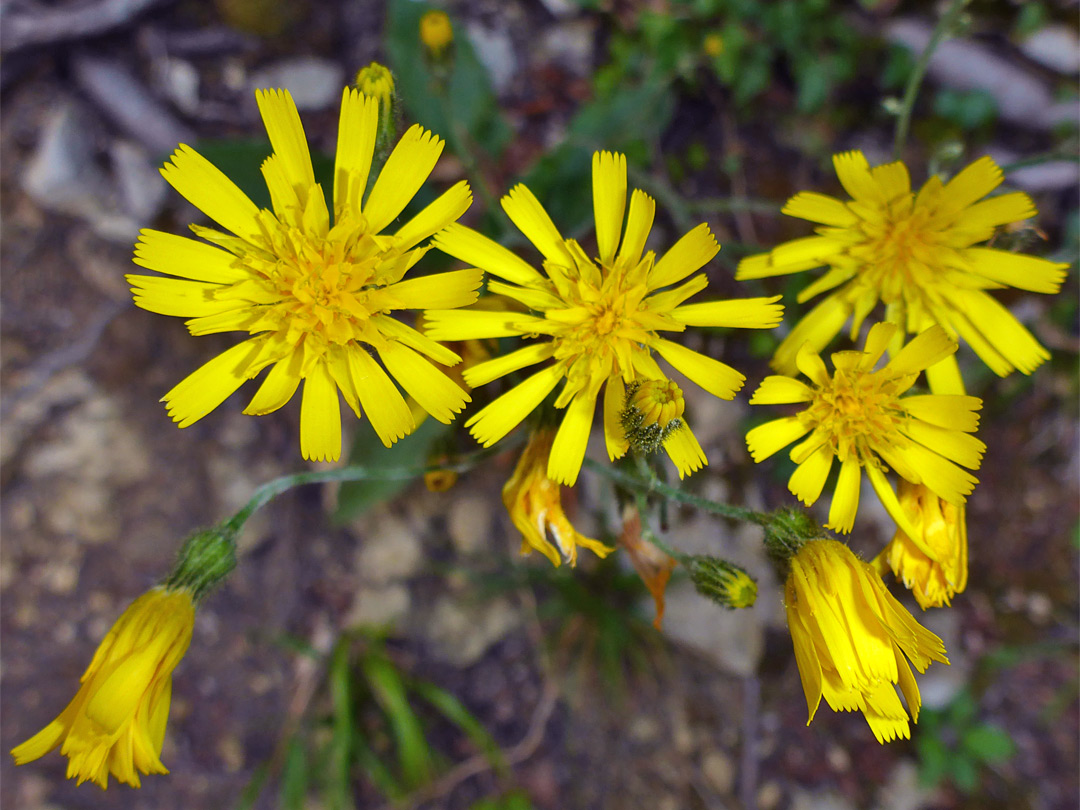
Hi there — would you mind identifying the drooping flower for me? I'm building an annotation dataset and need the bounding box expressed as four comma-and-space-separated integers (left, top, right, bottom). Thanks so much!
502, 429, 614, 567
128, 88, 477, 461
737, 152, 1068, 387
11, 587, 196, 788
425, 150, 784, 485
746, 322, 985, 548
785, 538, 949, 743
881, 481, 968, 609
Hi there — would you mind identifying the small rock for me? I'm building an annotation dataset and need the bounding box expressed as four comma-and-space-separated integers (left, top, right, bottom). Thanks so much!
1019, 25, 1080, 75
447, 493, 492, 555
158, 57, 202, 114
424, 594, 519, 667
355, 515, 423, 583
756, 781, 783, 810
345, 583, 411, 628
629, 715, 660, 742
701, 750, 735, 795
466, 22, 518, 94
877, 759, 938, 810
917, 608, 969, 709
217, 733, 245, 773
536, 0, 579, 17
790, 786, 856, 810
249, 58, 346, 110
538, 21, 596, 77
111, 140, 167, 224
887, 19, 1075, 130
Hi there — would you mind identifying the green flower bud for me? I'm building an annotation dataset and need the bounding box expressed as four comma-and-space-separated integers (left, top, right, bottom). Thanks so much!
688, 556, 757, 609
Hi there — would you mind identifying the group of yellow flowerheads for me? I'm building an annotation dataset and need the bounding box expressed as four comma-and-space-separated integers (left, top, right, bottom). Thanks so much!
13, 54, 1067, 788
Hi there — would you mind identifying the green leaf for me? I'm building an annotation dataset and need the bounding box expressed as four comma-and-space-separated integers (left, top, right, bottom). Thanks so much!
949, 754, 980, 794
361, 652, 435, 790
914, 733, 949, 788
281, 738, 309, 810
335, 415, 451, 522
963, 724, 1015, 763
327, 641, 355, 810
385, 0, 510, 157
412, 680, 507, 777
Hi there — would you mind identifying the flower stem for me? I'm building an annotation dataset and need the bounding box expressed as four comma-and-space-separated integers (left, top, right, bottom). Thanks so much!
584, 457, 767, 526
892, 0, 972, 160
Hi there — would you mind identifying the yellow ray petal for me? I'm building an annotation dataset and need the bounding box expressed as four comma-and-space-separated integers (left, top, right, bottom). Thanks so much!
826, 455, 861, 533
384, 268, 483, 309
127, 277, 239, 318
300, 362, 341, 462
939, 156, 1002, 213
770, 235, 845, 266
954, 289, 1050, 375
925, 353, 966, 395
735, 252, 824, 280
244, 350, 302, 415
160, 145, 261, 241
894, 443, 978, 505
772, 294, 852, 376
781, 191, 857, 226
952, 191, 1035, 232
651, 339, 744, 400
788, 443, 834, 506
501, 184, 565, 263
334, 88, 378, 220
394, 180, 472, 250
833, 151, 881, 203
648, 223, 720, 290
547, 388, 598, 485
616, 189, 656, 268
663, 425, 708, 479
864, 464, 922, 546
372, 316, 461, 366
592, 150, 627, 263
464, 343, 554, 388
749, 376, 814, 405
423, 308, 548, 340
163, 341, 259, 428
378, 342, 469, 424
870, 161, 911, 202
795, 342, 831, 387
671, 295, 784, 328
348, 349, 415, 447
887, 325, 956, 376
603, 376, 629, 460
901, 420, 985, 469
133, 230, 247, 284
964, 247, 1068, 294
745, 415, 811, 462
364, 124, 444, 234
255, 89, 315, 202
431, 223, 544, 286
466, 364, 564, 446
900, 394, 981, 432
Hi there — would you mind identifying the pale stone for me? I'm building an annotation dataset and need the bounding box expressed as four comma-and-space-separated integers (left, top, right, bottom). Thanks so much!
701, 750, 736, 795
424, 594, 519, 667
356, 516, 423, 583
345, 584, 411, 629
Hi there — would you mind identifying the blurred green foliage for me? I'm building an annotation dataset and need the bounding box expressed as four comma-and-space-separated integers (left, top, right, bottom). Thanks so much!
238, 631, 509, 809
914, 689, 1016, 794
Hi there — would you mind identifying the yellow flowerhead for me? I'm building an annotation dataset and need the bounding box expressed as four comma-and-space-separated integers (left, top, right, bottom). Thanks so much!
128, 88, 477, 461
747, 322, 985, 546
11, 587, 195, 788
419, 10, 454, 57
785, 538, 949, 743
425, 151, 783, 485
502, 429, 614, 567
737, 152, 1068, 386
882, 480, 968, 609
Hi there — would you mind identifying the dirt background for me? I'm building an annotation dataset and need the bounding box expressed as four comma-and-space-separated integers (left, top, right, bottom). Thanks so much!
1, 1, 1077, 809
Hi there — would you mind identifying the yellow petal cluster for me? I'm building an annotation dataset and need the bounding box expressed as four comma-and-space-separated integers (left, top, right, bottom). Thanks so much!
128, 88, 477, 461
785, 539, 949, 742
11, 587, 195, 788
882, 481, 968, 609
738, 152, 1067, 386
747, 322, 985, 546
426, 150, 783, 485
419, 10, 454, 57
502, 429, 614, 567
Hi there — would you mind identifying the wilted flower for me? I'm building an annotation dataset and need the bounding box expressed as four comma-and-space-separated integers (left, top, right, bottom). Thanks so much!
883, 481, 968, 609
11, 587, 196, 788
785, 539, 949, 742
503, 429, 614, 567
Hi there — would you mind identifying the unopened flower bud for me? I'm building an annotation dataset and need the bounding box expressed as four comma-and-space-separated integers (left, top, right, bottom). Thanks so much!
688, 556, 757, 609
420, 10, 454, 60
165, 527, 237, 601
353, 62, 397, 148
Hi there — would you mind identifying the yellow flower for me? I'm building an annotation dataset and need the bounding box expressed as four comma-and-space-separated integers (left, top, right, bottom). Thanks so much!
702, 33, 724, 57
882, 481, 968, 609
128, 88, 477, 461
11, 587, 195, 788
785, 539, 949, 743
737, 152, 1068, 386
420, 10, 454, 57
620, 379, 697, 463
747, 322, 985, 548
503, 429, 614, 567
425, 150, 783, 484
